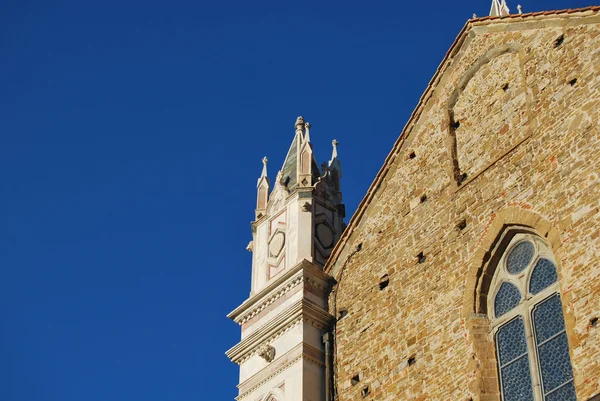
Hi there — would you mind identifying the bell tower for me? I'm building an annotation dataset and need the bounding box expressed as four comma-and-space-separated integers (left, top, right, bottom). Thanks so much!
226, 117, 344, 401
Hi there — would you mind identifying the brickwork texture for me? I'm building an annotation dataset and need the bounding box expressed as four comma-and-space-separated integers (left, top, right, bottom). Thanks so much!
325, 11, 600, 401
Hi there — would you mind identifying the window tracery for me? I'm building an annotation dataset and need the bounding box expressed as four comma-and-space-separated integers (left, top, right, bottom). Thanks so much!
488, 233, 575, 401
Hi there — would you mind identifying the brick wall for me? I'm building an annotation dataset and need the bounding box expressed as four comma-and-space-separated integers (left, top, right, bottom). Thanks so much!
326, 12, 600, 401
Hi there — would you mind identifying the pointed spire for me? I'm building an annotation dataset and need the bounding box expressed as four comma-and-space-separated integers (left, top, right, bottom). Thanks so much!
517, 4, 523, 14
304, 122, 311, 143
327, 139, 342, 193
256, 157, 270, 217
490, 0, 510, 16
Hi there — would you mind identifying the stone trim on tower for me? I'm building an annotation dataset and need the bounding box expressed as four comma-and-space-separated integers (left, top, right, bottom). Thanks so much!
227, 116, 344, 401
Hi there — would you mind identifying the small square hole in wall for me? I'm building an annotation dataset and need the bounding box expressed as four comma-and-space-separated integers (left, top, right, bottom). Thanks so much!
351, 374, 360, 386
338, 308, 348, 320
502, 83, 509, 92
456, 219, 467, 231
590, 317, 598, 328
450, 120, 460, 130
408, 355, 416, 366
569, 78, 577, 86
379, 274, 389, 290
361, 386, 370, 398
554, 34, 565, 48
409, 151, 416, 159
417, 252, 426, 264
420, 194, 427, 203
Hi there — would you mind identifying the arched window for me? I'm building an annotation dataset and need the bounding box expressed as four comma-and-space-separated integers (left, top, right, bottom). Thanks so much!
488, 233, 575, 401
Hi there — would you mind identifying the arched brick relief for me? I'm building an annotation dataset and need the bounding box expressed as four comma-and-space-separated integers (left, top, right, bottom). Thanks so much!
446, 44, 532, 186
462, 207, 568, 401
463, 207, 561, 318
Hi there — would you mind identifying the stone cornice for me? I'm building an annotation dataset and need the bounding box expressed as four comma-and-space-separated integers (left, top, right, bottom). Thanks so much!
228, 259, 334, 326
236, 353, 302, 400
225, 298, 334, 365
235, 342, 325, 400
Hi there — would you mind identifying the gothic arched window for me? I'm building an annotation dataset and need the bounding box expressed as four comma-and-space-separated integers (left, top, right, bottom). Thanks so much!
488, 233, 576, 401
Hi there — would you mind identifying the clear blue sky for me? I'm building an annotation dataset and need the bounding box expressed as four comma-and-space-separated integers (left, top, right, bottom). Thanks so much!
0, 1, 592, 400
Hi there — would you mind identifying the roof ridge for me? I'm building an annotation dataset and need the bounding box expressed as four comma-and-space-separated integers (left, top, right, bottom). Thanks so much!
472, 5, 600, 23
322, 4, 600, 276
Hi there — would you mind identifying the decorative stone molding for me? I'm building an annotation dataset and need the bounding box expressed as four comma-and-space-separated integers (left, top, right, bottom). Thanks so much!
257, 344, 276, 362
236, 277, 303, 326
236, 342, 325, 400
246, 241, 253, 252
316, 222, 334, 249
226, 298, 334, 365
228, 260, 334, 326
236, 354, 302, 400
268, 231, 285, 258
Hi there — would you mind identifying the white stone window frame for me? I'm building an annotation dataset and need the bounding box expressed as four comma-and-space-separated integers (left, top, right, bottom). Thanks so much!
487, 233, 568, 401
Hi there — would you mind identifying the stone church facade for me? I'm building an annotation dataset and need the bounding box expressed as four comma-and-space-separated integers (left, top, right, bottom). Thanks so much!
227, 4, 600, 401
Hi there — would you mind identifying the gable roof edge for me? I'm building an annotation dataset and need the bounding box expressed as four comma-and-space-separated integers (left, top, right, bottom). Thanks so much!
324, 5, 600, 277
323, 20, 473, 276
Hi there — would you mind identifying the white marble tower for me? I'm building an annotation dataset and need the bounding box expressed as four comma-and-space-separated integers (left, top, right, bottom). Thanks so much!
226, 117, 344, 401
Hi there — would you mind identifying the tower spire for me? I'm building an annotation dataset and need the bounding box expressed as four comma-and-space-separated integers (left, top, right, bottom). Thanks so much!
228, 117, 345, 401
490, 0, 510, 16
255, 156, 270, 218
327, 139, 342, 196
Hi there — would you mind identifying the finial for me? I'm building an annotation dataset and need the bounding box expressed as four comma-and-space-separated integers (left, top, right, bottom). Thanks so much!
517, 4, 522, 14
331, 139, 338, 160
261, 156, 268, 177
295, 116, 305, 129
473, 13, 478, 18
490, 0, 510, 16
304, 122, 311, 142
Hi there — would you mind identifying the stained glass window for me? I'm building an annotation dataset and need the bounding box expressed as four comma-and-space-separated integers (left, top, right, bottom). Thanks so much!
496, 317, 534, 401
529, 258, 558, 295
494, 282, 521, 317
490, 234, 575, 401
533, 295, 575, 400
506, 240, 535, 274
545, 381, 577, 401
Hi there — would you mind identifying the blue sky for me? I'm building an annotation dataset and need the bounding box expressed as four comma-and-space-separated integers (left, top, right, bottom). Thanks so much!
0, 0, 593, 400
